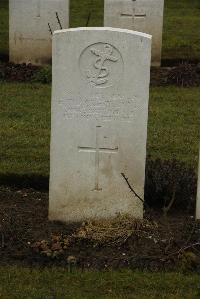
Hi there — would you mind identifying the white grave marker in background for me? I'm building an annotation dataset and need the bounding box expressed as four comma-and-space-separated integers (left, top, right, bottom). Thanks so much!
49, 28, 151, 222
104, 0, 164, 66
9, 0, 69, 65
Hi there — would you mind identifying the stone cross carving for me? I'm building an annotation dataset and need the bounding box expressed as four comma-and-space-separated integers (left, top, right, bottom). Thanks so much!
134, 11, 146, 19
120, 0, 146, 21
78, 126, 118, 191
36, 0, 41, 18
121, 9, 146, 21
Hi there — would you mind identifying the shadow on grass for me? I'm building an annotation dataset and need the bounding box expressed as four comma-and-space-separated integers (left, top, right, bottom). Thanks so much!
0, 159, 197, 213
0, 174, 49, 191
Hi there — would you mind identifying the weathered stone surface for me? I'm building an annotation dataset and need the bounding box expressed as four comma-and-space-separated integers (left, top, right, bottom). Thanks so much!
49, 27, 151, 222
9, 0, 69, 65
104, 0, 164, 66
196, 146, 200, 220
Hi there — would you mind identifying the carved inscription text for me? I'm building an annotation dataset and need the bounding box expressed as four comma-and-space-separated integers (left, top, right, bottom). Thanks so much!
59, 95, 139, 121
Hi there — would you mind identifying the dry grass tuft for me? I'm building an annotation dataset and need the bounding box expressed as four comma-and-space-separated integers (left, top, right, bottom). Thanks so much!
73, 215, 157, 246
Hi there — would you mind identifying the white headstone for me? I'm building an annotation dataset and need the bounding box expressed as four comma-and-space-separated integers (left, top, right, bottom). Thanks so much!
49, 27, 151, 222
9, 0, 69, 65
196, 146, 200, 220
104, 0, 164, 66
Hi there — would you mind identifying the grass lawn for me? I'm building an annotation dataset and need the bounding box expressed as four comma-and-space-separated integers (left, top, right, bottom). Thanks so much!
0, 83, 51, 178
162, 0, 200, 61
0, 83, 199, 181
0, 0, 199, 61
0, 267, 199, 298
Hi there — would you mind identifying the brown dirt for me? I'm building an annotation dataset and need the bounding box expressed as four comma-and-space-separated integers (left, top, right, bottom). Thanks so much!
0, 188, 199, 271
0, 62, 39, 82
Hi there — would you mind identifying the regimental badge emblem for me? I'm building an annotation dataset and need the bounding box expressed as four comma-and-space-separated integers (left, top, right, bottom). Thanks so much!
80, 42, 123, 88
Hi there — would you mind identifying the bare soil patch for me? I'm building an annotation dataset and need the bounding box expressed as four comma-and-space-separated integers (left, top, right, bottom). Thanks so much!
0, 188, 199, 271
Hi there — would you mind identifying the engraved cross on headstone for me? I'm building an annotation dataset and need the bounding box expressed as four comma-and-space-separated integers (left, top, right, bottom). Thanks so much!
120, 0, 146, 22
78, 126, 118, 191
36, 0, 41, 18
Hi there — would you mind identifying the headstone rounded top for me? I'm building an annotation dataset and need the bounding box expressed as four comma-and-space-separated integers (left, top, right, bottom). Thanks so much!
53, 27, 152, 40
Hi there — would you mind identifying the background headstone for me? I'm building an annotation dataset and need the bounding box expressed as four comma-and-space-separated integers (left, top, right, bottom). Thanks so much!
104, 0, 164, 66
9, 0, 69, 65
196, 146, 200, 220
49, 27, 151, 222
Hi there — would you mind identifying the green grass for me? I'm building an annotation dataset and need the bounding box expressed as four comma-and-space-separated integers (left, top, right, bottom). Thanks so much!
70, 0, 104, 27
162, 0, 200, 61
148, 87, 200, 164
0, 267, 199, 298
0, 83, 51, 177
0, 83, 199, 180
0, 0, 199, 61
